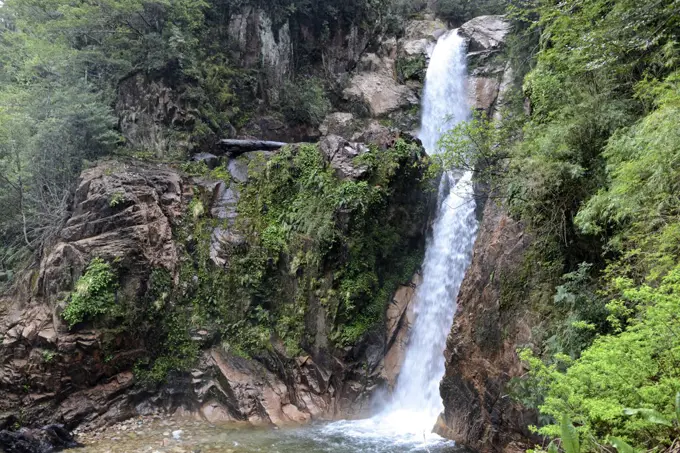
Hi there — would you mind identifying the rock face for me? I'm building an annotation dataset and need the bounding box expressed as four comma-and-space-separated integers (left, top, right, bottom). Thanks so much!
459, 16, 511, 52
342, 17, 445, 125
0, 161, 184, 429
434, 16, 544, 453
459, 16, 512, 116
0, 424, 81, 453
0, 132, 431, 433
435, 202, 540, 452
227, 7, 292, 103
116, 74, 192, 156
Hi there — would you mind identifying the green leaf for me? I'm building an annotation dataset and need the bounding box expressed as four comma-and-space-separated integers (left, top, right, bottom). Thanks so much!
610, 437, 636, 453
560, 414, 580, 453
623, 408, 673, 426
547, 440, 559, 453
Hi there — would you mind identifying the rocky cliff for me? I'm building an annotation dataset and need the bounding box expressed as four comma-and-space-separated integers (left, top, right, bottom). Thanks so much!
0, 126, 435, 432
434, 200, 540, 452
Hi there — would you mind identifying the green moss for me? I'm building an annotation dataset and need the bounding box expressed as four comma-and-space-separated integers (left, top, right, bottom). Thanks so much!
233, 139, 431, 349
109, 191, 125, 208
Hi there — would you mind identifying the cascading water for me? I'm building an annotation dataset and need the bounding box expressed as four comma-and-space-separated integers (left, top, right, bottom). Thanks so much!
312, 29, 479, 450
388, 28, 478, 421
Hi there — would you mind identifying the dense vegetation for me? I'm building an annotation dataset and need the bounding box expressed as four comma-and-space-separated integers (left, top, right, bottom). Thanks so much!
0, 0, 398, 275
3, 0, 680, 450
76, 140, 431, 382
441, 0, 680, 451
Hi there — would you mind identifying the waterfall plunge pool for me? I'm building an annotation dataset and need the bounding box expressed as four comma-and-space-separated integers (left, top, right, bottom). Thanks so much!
67, 417, 471, 453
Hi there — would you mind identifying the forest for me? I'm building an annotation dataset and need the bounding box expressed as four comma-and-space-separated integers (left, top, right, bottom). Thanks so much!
1, 0, 679, 452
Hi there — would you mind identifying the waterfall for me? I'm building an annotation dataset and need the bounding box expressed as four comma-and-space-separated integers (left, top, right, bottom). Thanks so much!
381, 27, 478, 434
318, 29, 478, 450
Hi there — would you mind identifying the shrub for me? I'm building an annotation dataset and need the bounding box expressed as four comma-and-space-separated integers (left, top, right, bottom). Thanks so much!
522, 265, 680, 450
396, 55, 427, 83
62, 258, 118, 328
280, 77, 331, 127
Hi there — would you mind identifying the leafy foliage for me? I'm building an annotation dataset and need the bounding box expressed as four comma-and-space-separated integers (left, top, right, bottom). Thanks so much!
63, 258, 118, 328
450, 0, 680, 450
280, 77, 332, 127
521, 265, 680, 450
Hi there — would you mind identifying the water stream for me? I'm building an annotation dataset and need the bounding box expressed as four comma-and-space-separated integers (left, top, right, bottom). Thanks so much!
70, 29, 478, 453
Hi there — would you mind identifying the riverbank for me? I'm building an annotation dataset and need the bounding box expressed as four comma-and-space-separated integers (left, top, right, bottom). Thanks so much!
68, 416, 465, 453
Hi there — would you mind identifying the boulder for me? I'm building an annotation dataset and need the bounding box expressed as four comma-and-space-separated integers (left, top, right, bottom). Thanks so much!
343, 73, 418, 118
403, 19, 448, 41
318, 135, 369, 180
0, 425, 81, 453
459, 15, 511, 52
0, 161, 183, 428
319, 112, 358, 138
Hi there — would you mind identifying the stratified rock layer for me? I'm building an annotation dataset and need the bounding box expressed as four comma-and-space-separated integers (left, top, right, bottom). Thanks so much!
436, 15, 542, 453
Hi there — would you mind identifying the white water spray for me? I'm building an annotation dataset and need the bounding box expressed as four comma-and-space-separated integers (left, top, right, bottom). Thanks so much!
318, 30, 478, 450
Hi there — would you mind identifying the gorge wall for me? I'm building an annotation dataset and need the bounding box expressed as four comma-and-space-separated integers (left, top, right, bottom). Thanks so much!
434, 16, 544, 453
0, 127, 436, 430
0, 7, 450, 431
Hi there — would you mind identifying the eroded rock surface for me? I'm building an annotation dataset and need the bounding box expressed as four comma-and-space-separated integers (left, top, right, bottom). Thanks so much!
0, 161, 185, 429
435, 201, 540, 453
459, 16, 511, 52
116, 74, 192, 156
460, 15, 512, 115
0, 131, 432, 435
0, 424, 81, 453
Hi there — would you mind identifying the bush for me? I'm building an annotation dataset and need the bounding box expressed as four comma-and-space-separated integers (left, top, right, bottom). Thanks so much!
62, 258, 118, 328
396, 55, 428, 83
280, 77, 331, 127
522, 265, 680, 450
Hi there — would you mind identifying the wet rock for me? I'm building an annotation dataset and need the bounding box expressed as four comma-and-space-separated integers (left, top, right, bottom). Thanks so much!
0, 425, 81, 453
436, 200, 541, 451
380, 274, 421, 389
191, 348, 324, 426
